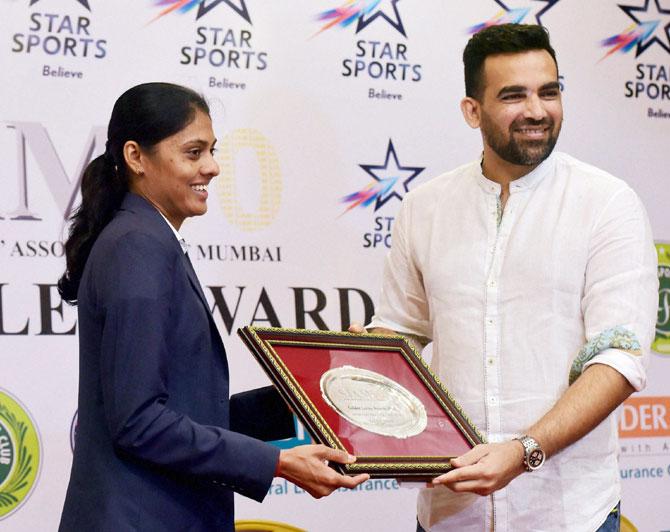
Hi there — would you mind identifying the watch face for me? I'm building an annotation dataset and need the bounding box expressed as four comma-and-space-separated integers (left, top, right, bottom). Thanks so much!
528, 448, 545, 469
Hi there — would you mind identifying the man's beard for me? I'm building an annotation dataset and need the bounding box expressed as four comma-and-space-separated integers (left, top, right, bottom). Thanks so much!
481, 114, 561, 167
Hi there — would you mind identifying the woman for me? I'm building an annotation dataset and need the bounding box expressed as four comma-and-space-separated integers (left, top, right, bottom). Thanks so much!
58, 82, 367, 531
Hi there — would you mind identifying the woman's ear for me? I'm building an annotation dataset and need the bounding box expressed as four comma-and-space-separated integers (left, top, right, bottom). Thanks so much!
123, 140, 144, 176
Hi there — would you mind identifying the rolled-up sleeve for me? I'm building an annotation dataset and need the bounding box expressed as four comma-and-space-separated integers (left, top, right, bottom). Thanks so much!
579, 186, 658, 391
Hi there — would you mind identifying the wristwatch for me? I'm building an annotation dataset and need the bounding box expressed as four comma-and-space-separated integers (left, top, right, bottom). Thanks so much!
515, 435, 545, 472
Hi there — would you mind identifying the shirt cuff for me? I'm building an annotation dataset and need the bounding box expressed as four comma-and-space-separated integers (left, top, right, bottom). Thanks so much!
582, 348, 647, 392
569, 326, 642, 385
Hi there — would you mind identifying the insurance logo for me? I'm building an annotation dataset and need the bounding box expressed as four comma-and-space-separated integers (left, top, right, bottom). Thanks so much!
619, 396, 670, 439
619, 395, 670, 466
0, 389, 41, 521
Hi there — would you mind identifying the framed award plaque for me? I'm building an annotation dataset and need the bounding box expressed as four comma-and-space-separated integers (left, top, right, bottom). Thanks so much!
237, 326, 484, 480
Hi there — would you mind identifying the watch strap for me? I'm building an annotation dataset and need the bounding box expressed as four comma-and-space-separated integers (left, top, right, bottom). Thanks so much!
515, 435, 545, 472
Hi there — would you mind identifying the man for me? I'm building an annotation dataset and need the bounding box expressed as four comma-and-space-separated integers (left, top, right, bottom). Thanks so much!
364, 24, 658, 531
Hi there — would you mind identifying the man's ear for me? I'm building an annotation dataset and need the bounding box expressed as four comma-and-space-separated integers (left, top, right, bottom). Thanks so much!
460, 97, 481, 129
123, 140, 145, 176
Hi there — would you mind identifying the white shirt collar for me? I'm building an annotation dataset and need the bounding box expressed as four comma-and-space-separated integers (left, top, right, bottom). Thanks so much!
475, 151, 556, 195
156, 211, 188, 254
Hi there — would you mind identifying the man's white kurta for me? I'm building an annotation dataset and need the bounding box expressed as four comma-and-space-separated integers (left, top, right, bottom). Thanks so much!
369, 152, 658, 532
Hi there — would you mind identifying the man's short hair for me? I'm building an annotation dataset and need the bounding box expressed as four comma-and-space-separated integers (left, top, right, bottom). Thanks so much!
463, 24, 558, 100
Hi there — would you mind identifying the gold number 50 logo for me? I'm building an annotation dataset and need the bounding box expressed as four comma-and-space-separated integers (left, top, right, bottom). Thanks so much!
216, 129, 282, 232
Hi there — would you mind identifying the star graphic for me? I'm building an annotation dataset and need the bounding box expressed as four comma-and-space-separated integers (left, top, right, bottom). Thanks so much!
619, 0, 670, 55
343, 139, 424, 212
356, 0, 406, 37
492, 0, 561, 25
30, 0, 90, 10
147, 0, 250, 25
196, 0, 251, 23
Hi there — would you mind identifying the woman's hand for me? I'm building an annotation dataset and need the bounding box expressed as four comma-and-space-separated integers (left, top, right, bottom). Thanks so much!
276, 445, 370, 498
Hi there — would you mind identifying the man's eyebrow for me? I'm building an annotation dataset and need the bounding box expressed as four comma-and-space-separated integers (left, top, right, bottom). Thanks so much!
539, 81, 561, 91
497, 85, 526, 97
496, 81, 561, 98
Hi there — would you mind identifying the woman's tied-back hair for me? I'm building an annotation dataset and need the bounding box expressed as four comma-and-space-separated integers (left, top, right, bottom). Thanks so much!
57, 82, 210, 304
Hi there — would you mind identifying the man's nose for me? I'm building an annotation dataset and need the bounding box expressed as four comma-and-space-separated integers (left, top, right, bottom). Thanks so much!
524, 93, 546, 120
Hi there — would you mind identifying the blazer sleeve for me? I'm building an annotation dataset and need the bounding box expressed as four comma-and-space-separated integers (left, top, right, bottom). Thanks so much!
96, 231, 278, 502
230, 386, 296, 442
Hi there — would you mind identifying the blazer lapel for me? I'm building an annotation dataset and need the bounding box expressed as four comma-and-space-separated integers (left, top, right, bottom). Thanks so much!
181, 252, 210, 314
181, 252, 228, 369
119, 193, 222, 342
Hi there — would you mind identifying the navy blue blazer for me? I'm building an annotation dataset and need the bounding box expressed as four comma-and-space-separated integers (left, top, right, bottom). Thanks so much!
59, 193, 294, 531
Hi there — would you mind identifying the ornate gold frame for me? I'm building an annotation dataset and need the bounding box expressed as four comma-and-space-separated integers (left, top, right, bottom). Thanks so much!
237, 326, 484, 480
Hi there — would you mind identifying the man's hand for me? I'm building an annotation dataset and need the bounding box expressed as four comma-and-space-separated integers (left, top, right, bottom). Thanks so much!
431, 441, 525, 496
348, 322, 395, 335
276, 444, 370, 498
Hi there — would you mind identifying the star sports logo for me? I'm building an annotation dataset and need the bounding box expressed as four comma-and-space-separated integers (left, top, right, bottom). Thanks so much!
30, 0, 90, 9
467, 0, 560, 34
600, 0, 670, 60
341, 139, 424, 214
148, 0, 251, 24
314, 0, 406, 37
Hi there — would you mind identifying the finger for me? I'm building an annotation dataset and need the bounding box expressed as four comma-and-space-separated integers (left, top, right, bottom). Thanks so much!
443, 478, 492, 496
322, 447, 356, 464
450, 445, 489, 468
433, 463, 485, 484
433, 465, 468, 484
348, 322, 365, 334
433, 470, 460, 484
336, 473, 370, 489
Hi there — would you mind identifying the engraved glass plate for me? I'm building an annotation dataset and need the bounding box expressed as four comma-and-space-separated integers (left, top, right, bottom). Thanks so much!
320, 366, 427, 439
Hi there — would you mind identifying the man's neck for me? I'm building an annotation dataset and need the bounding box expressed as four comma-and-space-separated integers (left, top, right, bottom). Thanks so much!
481, 149, 539, 208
